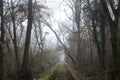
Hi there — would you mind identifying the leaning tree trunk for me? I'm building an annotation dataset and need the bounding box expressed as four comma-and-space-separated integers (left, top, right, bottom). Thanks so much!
0, 0, 4, 80
20, 0, 33, 80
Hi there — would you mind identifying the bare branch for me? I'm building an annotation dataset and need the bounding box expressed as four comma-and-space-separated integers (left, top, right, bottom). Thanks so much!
41, 18, 76, 64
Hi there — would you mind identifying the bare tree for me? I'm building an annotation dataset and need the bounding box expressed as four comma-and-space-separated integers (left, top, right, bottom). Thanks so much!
21, 0, 33, 79
74, 0, 82, 68
10, 0, 20, 70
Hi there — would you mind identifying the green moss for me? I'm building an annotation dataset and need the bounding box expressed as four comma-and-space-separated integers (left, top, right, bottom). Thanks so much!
38, 62, 74, 80
56, 62, 67, 80
38, 63, 59, 80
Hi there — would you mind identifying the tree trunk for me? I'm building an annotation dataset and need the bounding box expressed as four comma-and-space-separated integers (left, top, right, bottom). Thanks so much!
109, 19, 120, 80
92, 18, 106, 69
100, 16, 106, 70
88, 27, 94, 68
21, 0, 33, 79
75, 0, 82, 68
100, 0, 120, 79
11, 0, 20, 69
0, 0, 4, 80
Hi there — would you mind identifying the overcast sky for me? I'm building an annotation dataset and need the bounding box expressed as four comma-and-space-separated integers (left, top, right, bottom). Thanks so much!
45, 0, 67, 21
43, 0, 67, 60
42, 0, 68, 46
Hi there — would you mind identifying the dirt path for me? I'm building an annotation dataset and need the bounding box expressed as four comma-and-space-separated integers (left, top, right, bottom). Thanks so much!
49, 64, 75, 80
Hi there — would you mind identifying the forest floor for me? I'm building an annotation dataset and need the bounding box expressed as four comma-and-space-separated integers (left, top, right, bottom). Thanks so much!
38, 62, 80, 80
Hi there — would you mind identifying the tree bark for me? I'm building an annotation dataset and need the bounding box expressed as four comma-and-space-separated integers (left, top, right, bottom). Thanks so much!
0, 0, 4, 80
21, 0, 33, 79
109, 19, 120, 80
75, 0, 82, 68
92, 18, 102, 68
100, 14, 106, 70
100, 0, 120, 79
11, 0, 20, 70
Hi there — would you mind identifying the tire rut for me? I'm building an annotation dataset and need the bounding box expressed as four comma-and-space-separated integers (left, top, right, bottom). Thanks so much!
49, 70, 58, 80
65, 64, 75, 80
65, 70, 75, 80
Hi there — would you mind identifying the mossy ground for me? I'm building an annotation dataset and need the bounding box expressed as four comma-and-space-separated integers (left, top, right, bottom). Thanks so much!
38, 62, 76, 80
38, 63, 59, 80
54, 62, 67, 80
